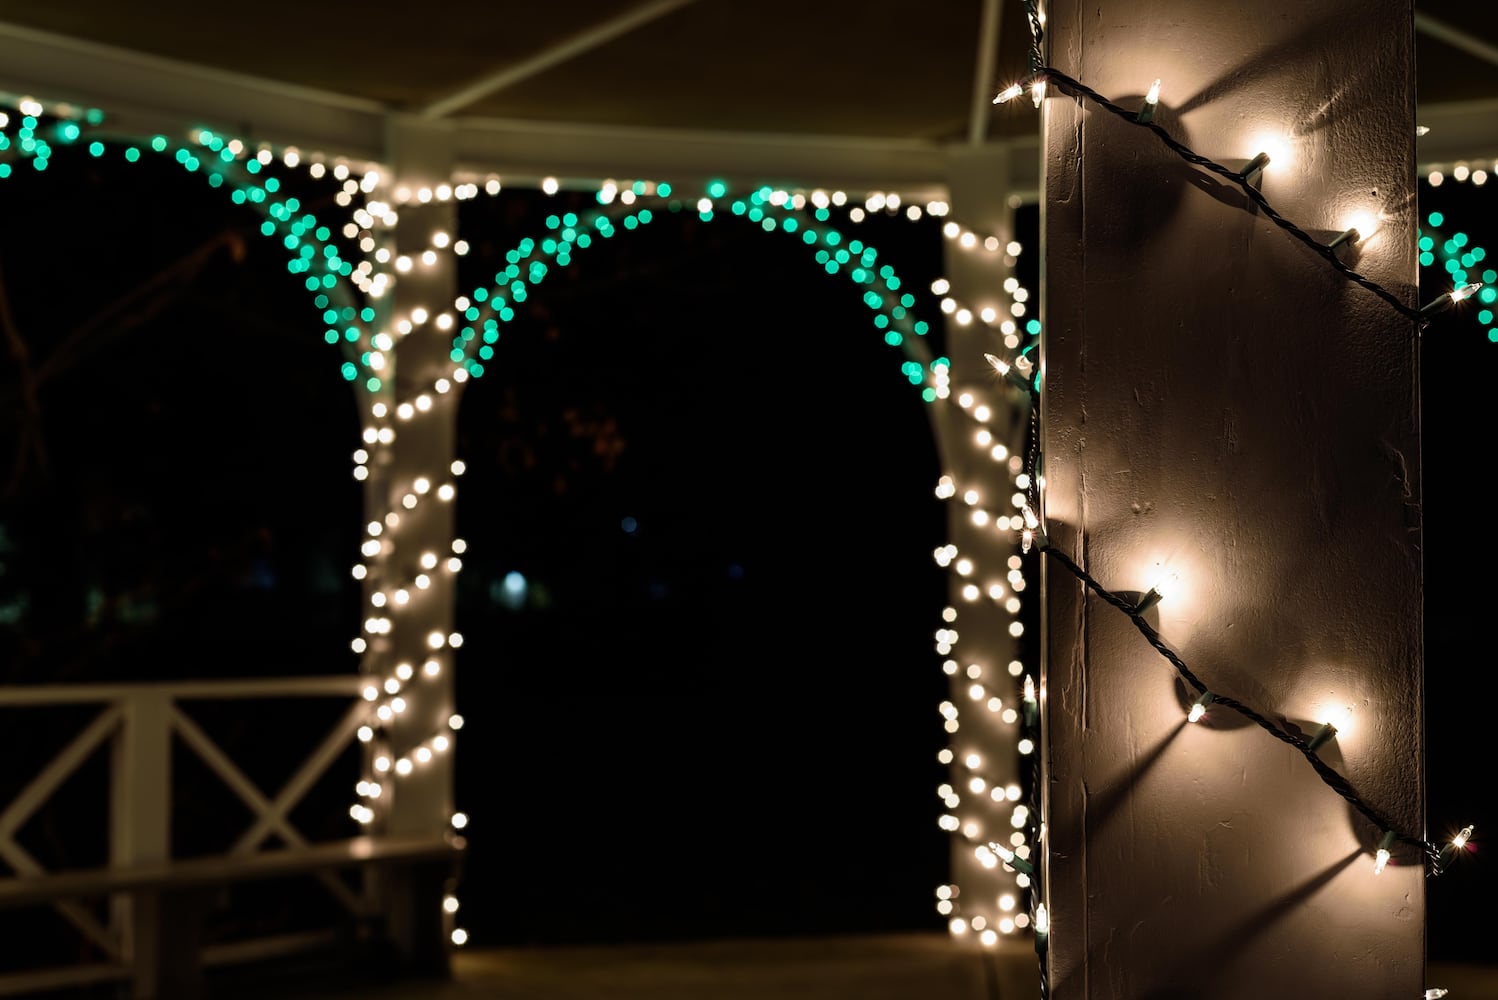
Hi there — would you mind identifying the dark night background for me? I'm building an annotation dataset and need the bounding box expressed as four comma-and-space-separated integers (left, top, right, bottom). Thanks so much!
0, 135, 1489, 973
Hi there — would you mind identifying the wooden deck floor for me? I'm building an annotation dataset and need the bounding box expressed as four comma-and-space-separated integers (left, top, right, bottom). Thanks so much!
221, 933, 1498, 1000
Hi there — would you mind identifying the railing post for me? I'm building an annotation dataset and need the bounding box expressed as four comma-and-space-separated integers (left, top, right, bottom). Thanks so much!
110, 690, 172, 996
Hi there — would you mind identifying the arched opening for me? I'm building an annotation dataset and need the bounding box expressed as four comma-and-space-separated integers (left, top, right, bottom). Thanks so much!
0, 135, 367, 975
1412, 177, 1498, 966
449, 184, 954, 946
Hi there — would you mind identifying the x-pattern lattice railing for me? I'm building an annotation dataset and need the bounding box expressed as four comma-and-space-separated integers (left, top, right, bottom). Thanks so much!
0, 676, 368, 990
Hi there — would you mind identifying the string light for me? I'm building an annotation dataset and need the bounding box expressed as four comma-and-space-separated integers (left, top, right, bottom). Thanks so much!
1421, 281, 1484, 316
993, 82, 1027, 105
1133, 570, 1178, 615
987, 841, 1036, 876
1187, 691, 1214, 724
991, 50, 1474, 333
1306, 721, 1339, 753
1438, 824, 1474, 869
1238, 151, 1271, 184
1327, 227, 1361, 252
1373, 830, 1397, 875
985, 351, 1035, 392
1137, 79, 1161, 124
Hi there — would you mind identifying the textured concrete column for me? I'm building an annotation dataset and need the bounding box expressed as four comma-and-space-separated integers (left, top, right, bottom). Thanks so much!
1038, 2, 1423, 997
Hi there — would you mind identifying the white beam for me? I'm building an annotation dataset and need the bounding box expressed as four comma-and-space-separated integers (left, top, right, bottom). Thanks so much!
453, 115, 1040, 198
420, 0, 701, 119
0, 19, 386, 165
0, 676, 366, 706
969, 0, 1005, 145
0, 707, 121, 840
1415, 11, 1498, 70
1416, 97, 1498, 168
4, 12, 1498, 186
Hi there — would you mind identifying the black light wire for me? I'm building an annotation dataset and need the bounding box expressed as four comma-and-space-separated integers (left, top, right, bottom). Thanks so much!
1019, 66, 1435, 329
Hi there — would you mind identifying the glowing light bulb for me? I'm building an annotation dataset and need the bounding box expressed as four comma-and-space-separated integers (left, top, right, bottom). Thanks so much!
984, 351, 1031, 391
1021, 505, 1045, 553
1422, 282, 1484, 316
1239, 151, 1271, 184
1034, 903, 1049, 937
1440, 824, 1475, 867
1327, 227, 1361, 251
987, 841, 1036, 876
1134, 570, 1178, 615
1138, 79, 1161, 123
1188, 691, 1215, 723
992, 82, 1025, 104
1307, 720, 1339, 753
1373, 830, 1396, 874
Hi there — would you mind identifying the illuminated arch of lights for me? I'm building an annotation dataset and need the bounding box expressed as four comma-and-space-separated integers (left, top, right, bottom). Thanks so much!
0, 96, 1044, 951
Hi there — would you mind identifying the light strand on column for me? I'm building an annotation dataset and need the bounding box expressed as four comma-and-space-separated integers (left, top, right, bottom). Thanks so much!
990, 58, 1482, 333
999, 5, 1475, 991
1036, 530, 1454, 872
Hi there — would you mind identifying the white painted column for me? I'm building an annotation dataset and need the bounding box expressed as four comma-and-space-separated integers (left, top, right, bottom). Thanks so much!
937, 145, 1041, 955
364, 114, 462, 968
1038, 1, 1423, 996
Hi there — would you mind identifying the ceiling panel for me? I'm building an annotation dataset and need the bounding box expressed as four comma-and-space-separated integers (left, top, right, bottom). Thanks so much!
0, 0, 1491, 144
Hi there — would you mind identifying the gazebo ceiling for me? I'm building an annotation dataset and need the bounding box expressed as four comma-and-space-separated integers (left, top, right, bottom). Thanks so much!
0, 0, 1029, 140
0, 1, 1495, 187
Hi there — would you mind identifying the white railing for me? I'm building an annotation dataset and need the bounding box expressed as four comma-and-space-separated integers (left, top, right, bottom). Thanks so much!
0, 676, 370, 996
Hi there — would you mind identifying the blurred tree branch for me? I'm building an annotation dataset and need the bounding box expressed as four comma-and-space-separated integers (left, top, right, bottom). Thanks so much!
0, 227, 245, 499
0, 258, 48, 498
